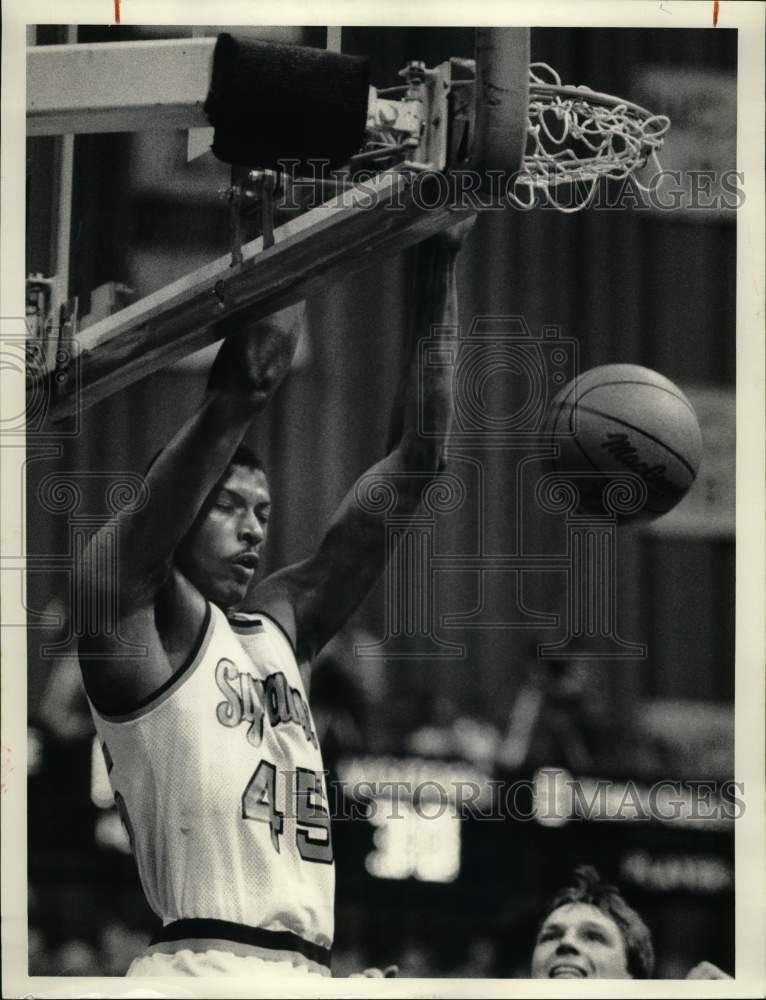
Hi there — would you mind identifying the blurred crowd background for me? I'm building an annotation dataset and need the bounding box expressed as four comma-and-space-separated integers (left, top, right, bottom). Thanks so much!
25, 24, 736, 978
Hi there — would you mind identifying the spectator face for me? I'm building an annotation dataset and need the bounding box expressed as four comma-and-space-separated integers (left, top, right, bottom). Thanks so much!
531, 901, 630, 979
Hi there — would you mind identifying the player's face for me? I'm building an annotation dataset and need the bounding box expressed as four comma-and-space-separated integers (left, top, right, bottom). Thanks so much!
531, 902, 630, 979
177, 465, 271, 609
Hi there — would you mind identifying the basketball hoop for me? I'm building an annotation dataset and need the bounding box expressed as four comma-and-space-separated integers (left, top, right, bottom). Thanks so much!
363, 53, 670, 214
511, 63, 671, 212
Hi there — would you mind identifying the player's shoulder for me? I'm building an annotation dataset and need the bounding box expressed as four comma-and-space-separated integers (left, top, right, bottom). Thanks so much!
229, 605, 298, 655
239, 575, 302, 653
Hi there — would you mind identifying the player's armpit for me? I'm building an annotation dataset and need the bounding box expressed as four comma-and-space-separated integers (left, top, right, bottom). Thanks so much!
79, 569, 209, 715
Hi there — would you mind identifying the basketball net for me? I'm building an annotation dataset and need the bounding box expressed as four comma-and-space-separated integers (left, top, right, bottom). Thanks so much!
513, 63, 671, 213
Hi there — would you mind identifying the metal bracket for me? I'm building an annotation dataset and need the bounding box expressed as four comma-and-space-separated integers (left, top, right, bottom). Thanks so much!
25, 274, 79, 375
360, 59, 453, 172
220, 167, 279, 271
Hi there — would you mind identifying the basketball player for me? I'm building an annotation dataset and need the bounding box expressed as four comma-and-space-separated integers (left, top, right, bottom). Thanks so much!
77, 220, 474, 978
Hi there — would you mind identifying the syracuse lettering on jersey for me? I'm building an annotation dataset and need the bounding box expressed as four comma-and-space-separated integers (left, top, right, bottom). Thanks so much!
214, 657, 318, 749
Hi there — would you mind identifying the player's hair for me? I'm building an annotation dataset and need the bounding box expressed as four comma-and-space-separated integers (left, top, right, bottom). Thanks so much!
226, 442, 265, 474
144, 442, 265, 478
538, 865, 655, 979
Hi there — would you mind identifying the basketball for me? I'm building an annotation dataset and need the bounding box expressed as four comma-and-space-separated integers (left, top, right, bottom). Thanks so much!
545, 364, 703, 520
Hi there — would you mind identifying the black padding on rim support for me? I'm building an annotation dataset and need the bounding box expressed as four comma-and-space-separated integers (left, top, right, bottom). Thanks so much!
204, 33, 370, 171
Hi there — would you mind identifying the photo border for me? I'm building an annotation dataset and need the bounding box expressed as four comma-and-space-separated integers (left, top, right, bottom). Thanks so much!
2, 2, 763, 997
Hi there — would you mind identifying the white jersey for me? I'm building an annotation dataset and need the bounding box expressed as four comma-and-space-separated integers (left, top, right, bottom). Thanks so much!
89, 602, 334, 971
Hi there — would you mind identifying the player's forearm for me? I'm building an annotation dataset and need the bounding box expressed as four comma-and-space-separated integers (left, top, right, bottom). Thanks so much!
91, 392, 257, 611
249, 228, 475, 659
87, 307, 304, 615
395, 218, 475, 471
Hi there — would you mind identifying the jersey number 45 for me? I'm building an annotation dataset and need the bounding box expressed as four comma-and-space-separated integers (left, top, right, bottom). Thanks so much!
242, 760, 334, 864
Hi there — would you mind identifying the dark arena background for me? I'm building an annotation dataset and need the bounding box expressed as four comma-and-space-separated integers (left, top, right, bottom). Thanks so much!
24, 23, 737, 980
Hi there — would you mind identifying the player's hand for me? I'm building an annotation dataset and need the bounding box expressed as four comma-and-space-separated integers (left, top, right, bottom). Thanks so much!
350, 965, 399, 977
686, 961, 732, 979
207, 303, 304, 410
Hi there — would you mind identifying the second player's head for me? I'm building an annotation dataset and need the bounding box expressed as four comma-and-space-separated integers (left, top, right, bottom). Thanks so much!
174, 443, 270, 610
530, 865, 654, 980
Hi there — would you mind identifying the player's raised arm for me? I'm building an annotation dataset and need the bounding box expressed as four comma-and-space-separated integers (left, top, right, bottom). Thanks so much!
78, 305, 303, 710
104, 306, 302, 606
250, 218, 476, 664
